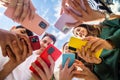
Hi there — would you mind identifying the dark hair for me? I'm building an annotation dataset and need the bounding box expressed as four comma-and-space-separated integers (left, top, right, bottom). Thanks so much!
62, 42, 68, 52
42, 33, 56, 44
16, 25, 33, 36
73, 24, 102, 37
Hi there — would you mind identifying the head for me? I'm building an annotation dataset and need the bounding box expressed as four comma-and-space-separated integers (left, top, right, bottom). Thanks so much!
73, 24, 101, 38
38, 33, 56, 54
62, 42, 75, 53
10, 25, 33, 36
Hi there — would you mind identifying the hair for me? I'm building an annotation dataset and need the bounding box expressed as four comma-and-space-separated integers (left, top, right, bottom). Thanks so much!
16, 25, 33, 36
62, 42, 69, 52
42, 33, 56, 44
73, 24, 102, 37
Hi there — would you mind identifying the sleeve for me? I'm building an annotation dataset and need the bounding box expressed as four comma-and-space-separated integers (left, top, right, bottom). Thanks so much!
106, 28, 120, 48
102, 18, 120, 28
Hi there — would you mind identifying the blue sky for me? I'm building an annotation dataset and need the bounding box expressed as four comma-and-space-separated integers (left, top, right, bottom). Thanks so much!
0, 0, 73, 50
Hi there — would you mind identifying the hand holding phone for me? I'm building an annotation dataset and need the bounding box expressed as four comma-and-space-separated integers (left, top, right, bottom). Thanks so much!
62, 53, 75, 68
68, 37, 102, 58
4, 7, 49, 35
29, 36, 40, 51
30, 44, 62, 74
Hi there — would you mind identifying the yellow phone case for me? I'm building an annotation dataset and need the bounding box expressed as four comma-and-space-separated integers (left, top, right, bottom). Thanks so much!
68, 37, 102, 58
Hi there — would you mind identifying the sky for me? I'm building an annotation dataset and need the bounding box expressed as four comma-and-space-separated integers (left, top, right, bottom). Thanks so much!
0, 0, 73, 50
0, 0, 120, 50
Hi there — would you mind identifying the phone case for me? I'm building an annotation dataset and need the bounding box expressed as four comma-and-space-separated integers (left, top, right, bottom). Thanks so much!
29, 36, 40, 51
68, 37, 103, 58
30, 44, 62, 74
54, 13, 77, 34
62, 53, 75, 68
4, 7, 49, 35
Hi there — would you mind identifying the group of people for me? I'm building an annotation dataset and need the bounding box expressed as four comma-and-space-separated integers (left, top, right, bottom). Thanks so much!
0, 0, 120, 80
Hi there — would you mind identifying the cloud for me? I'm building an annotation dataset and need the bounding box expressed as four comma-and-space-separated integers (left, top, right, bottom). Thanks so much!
0, 13, 2, 16
110, 2, 120, 14
53, 0, 61, 19
50, 28, 73, 40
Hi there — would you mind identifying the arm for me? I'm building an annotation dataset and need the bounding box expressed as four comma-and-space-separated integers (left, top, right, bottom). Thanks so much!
0, 38, 31, 80
61, 0, 120, 27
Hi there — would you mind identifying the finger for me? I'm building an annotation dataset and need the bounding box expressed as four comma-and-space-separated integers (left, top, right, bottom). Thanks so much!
64, 58, 70, 68
81, 46, 86, 57
59, 64, 63, 70
21, 39, 28, 61
9, 40, 21, 61
83, 36, 94, 41
31, 72, 42, 80
19, 2, 29, 22
32, 63, 46, 79
69, 65, 75, 73
74, 59, 84, 65
84, 0, 92, 13
1, 45, 7, 57
6, 46, 15, 61
17, 34, 32, 56
37, 57, 50, 77
29, 1, 36, 20
13, 0, 23, 21
48, 55, 55, 74
66, 21, 82, 27
90, 39, 102, 52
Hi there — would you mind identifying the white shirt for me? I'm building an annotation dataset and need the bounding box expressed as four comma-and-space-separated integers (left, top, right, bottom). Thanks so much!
2, 50, 38, 80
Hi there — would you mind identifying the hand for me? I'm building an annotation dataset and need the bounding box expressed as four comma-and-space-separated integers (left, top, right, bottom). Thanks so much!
73, 60, 99, 80
0, 38, 31, 80
31, 55, 55, 80
0, 29, 22, 57
0, 29, 32, 58
77, 46, 102, 64
61, 0, 105, 27
59, 58, 75, 80
3, 0, 36, 22
84, 36, 114, 51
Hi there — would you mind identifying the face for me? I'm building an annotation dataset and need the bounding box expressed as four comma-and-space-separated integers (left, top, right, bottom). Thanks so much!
73, 27, 88, 38
38, 36, 54, 54
10, 27, 28, 36
63, 43, 74, 53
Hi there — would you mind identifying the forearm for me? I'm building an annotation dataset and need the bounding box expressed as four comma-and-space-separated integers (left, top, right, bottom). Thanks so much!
0, 61, 18, 80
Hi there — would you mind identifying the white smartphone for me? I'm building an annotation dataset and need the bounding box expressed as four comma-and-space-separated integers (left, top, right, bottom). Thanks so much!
4, 7, 49, 35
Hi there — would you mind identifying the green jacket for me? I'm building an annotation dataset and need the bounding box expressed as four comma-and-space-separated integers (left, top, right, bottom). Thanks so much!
94, 18, 120, 80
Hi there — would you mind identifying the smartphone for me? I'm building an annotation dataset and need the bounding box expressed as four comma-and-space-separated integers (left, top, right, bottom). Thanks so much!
29, 36, 40, 51
62, 53, 75, 68
68, 37, 103, 58
4, 7, 49, 35
29, 44, 62, 74
54, 13, 77, 34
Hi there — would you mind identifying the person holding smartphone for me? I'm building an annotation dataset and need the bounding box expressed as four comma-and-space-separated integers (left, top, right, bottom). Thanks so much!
0, 25, 33, 80
30, 33, 57, 80
5, 32, 56, 80
61, 0, 120, 80
0, 0, 36, 22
